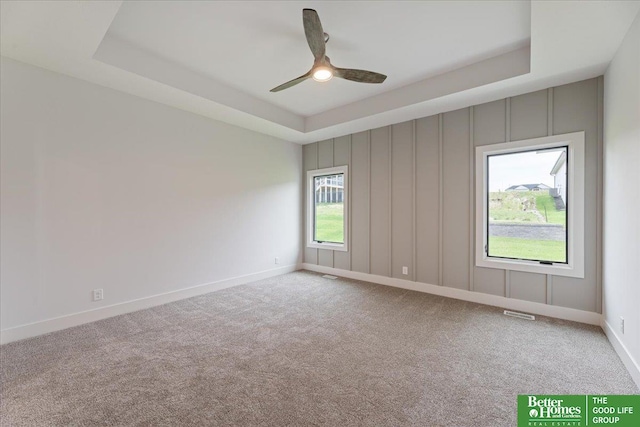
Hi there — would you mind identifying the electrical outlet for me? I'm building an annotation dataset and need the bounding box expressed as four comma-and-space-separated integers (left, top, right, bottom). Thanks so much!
274, 257, 279, 265
402, 266, 408, 275
92, 289, 103, 302
620, 317, 625, 334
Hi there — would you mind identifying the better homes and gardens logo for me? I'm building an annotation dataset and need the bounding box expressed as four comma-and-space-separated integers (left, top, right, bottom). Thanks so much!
518, 395, 640, 427
523, 395, 583, 425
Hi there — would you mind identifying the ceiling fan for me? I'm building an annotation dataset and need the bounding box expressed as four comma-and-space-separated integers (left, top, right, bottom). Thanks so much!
270, 9, 387, 92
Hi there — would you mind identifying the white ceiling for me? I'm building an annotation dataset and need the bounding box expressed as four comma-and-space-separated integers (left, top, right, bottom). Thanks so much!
104, 1, 530, 116
1, 1, 639, 144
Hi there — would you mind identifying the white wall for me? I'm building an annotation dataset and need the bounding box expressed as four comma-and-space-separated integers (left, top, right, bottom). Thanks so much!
0, 58, 302, 337
603, 11, 640, 384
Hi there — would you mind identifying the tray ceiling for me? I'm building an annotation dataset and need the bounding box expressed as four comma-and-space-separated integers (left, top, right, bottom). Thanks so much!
1, 1, 638, 143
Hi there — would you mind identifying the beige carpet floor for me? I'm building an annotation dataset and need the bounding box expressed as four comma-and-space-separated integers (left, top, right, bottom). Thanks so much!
1, 270, 637, 426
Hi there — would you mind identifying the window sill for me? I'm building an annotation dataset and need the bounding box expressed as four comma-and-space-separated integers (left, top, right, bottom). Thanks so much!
476, 256, 584, 278
307, 241, 348, 252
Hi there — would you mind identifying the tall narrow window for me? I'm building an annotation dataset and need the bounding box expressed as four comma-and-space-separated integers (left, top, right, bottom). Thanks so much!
475, 132, 585, 278
307, 166, 348, 251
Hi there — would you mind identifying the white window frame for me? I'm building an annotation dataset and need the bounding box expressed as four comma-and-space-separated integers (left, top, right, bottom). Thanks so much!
475, 132, 585, 278
307, 166, 348, 252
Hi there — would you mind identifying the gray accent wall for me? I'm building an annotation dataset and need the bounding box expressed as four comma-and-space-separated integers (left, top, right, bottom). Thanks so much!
303, 77, 604, 314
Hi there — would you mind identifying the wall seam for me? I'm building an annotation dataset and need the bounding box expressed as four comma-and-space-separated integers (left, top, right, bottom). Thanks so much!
349, 134, 353, 271
547, 87, 554, 136
331, 139, 335, 268
412, 120, 417, 282
302, 148, 306, 265
469, 107, 475, 292
596, 76, 604, 313
438, 114, 444, 286
505, 98, 511, 298
367, 130, 372, 274
315, 142, 319, 265
546, 87, 554, 304
388, 125, 393, 278
506, 98, 511, 142
332, 138, 336, 167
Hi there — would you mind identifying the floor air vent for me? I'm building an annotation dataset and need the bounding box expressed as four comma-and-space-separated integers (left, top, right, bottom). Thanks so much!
322, 275, 338, 280
503, 310, 535, 321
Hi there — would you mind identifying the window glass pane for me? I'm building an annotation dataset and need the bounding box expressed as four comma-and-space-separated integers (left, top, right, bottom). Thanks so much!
487, 147, 567, 263
313, 173, 344, 243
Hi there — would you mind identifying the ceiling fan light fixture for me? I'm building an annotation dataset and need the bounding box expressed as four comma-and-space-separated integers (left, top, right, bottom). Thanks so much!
312, 67, 333, 82
269, 9, 386, 92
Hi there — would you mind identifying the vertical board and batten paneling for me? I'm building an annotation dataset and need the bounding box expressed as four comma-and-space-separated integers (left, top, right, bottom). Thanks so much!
508, 90, 550, 303
510, 89, 548, 141
302, 77, 603, 314
391, 121, 414, 279
510, 271, 547, 304
442, 109, 470, 290
472, 99, 507, 296
317, 139, 334, 268
551, 79, 599, 312
333, 135, 351, 271
350, 131, 370, 273
303, 143, 318, 265
415, 117, 440, 285
473, 99, 506, 146
369, 127, 391, 277
317, 139, 334, 169
317, 242, 334, 269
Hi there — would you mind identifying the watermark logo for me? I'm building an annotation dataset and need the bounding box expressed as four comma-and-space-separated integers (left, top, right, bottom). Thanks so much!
524, 395, 582, 424
518, 395, 640, 427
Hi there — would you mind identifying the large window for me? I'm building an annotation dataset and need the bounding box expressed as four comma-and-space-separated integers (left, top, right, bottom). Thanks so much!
307, 166, 348, 251
475, 132, 585, 278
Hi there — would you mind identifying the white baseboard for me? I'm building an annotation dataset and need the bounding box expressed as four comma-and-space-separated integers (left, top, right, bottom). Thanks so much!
601, 319, 640, 389
302, 263, 602, 326
0, 264, 300, 345
307, 263, 640, 389
5, 263, 637, 389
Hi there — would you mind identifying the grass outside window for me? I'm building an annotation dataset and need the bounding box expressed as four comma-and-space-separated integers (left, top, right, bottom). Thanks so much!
488, 190, 566, 263
488, 236, 566, 263
314, 203, 344, 243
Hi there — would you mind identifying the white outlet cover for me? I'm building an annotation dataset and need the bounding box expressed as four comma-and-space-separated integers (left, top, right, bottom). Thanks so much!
93, 289, 103, 301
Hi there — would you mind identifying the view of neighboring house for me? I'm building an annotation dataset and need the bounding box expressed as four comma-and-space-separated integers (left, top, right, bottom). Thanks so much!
315, 175, 344, 203
505, 183, 552, 191
550, 151, 567, 204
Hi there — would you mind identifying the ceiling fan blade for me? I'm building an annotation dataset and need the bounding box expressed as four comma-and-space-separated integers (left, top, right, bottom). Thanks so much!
333, 67, 387, 84
270, 71, 312, 92
303, 9, 326, 60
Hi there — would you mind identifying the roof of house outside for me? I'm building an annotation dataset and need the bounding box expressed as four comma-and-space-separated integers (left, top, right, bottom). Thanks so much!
505, 183, 552, 191
550, 151, 567, 175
